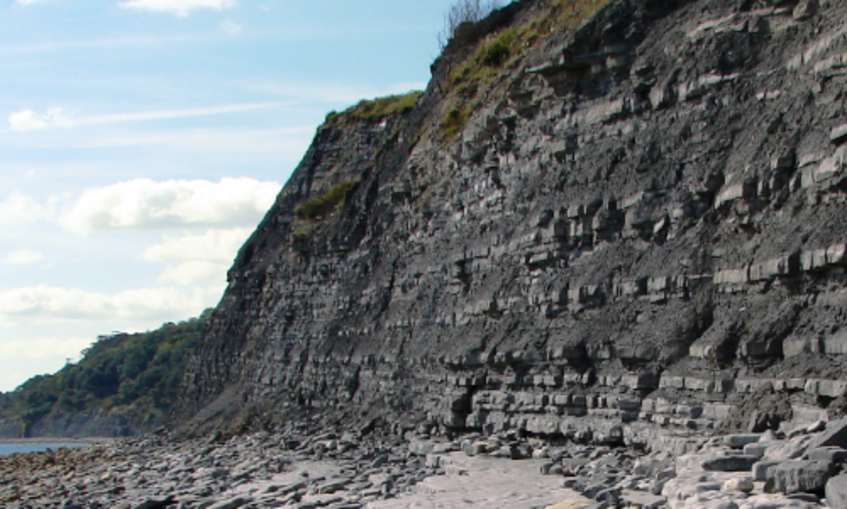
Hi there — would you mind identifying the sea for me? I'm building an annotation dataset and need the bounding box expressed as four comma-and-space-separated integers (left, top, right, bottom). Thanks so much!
0, 442, 88, 456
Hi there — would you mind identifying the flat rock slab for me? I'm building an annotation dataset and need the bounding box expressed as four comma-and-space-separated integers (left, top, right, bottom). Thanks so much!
767, 460, 832, 494
808, 417, 847, 450
702, 454, 759, 472
725, 434, 761, 449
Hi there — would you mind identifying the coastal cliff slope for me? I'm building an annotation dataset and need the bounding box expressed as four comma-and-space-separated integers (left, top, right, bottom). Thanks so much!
179, 0, 847, 445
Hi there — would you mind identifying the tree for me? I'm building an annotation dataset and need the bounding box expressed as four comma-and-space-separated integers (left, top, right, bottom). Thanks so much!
437, 0, 502, 50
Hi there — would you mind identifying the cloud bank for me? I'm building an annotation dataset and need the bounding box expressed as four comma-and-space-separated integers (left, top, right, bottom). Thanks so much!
145, 228, 254, 286
59, 177, 280, 234
144, 228, 253, 263
0, 285, 207, 325
0, 192, 46, 224
8, 108, 72, 132
2, 249, 44, 265
118, 0, 236, 17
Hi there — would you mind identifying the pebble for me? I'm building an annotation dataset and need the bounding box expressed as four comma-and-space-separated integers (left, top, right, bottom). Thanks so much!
3, 421, 847, 508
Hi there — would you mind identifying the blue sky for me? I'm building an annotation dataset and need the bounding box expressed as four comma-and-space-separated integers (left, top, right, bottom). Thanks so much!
0, 0, 459, 391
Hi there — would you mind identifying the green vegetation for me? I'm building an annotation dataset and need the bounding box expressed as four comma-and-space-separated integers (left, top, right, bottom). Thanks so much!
437, 0, 502, 50
326, 91, 422, 124
440, 106, 472, 141
480, 27, 516, 67
437, 0, 613, 140
294, 180, 357, 221
0, 312, 210, 434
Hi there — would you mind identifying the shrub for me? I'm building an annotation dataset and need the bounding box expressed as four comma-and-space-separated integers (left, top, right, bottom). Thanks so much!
294, 181, 357, 221
480, 27, 516, 67
440, 106, 470, 140
437, 0, 502, 50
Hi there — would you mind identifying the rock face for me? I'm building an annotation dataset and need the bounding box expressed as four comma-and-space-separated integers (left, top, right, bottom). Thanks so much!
178, 0, 847, 444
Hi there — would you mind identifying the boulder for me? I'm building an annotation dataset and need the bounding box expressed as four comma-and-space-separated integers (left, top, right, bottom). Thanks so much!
804, 447, 847, 464
702, 454, 759, 472
766, 460, 833, 494
752, 459, 782, 481
723, 477, 754, 493
763, 435, 813, 460
725, 434, 761, 449
743, 442, 768, 458
827, 474, 847, 509
808, 417, 847, 449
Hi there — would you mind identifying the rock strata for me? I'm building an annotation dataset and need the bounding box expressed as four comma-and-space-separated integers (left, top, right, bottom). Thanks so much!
15, 0, 847, 505
172, 0, 847, 466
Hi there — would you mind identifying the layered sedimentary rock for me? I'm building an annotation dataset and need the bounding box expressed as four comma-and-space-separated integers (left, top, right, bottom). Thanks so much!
179, 0, 847, 445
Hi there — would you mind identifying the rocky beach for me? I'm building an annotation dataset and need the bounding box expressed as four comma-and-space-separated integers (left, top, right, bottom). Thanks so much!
6, 0, 847, 508
5, 415, 847, 508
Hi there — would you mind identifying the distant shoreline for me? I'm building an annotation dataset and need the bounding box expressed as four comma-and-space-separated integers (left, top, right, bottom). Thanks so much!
0, 437, 111, 445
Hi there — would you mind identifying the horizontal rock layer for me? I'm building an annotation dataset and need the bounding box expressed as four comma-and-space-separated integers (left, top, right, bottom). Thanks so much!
178, 0, 847, 441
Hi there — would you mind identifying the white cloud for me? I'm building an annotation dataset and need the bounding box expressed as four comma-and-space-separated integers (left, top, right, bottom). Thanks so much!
220, 20, 243, 35
145, 228, 253, 286
2, 249, 44, 265
0, 285, 206, 324
144, 227, 253, 263
0, 337, 92, 361
8, 107, 73, 132
119, 0, 236, 17
59, 177, 280, 234
0, 337, 94, 392
0, 192, 45, 223
8, 102, 283, 132
14, 0, 47, 5
158, 260, 227, 286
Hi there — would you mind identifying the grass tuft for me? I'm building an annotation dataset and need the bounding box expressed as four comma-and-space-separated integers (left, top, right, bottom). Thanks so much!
294, 181, 357, 221
437, 0, 613, 140
327, 91, 422, 124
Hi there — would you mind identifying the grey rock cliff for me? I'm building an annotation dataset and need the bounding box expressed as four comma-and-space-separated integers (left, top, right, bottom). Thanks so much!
178, 0, 847, 445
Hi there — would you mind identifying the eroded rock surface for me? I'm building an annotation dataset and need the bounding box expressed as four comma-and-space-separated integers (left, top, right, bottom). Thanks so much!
174, 0, 847, 454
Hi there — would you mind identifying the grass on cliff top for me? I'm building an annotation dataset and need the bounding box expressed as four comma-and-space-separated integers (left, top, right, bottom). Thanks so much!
438, 0, 613, 140
294, 180, 357, 221
326, 91, 422, 124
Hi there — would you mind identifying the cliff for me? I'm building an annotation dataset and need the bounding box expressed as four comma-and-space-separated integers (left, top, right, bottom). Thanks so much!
179, 0, 847, 446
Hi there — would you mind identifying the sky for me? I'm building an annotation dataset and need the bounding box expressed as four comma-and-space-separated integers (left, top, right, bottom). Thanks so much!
0, 0, 461, 392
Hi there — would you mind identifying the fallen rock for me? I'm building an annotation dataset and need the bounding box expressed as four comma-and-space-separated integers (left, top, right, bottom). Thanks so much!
723, 477, 754, 493
828, 474, 847, 509
766, 460, 833, 495
702, 454, 759, 472
808, 417, 847, 449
